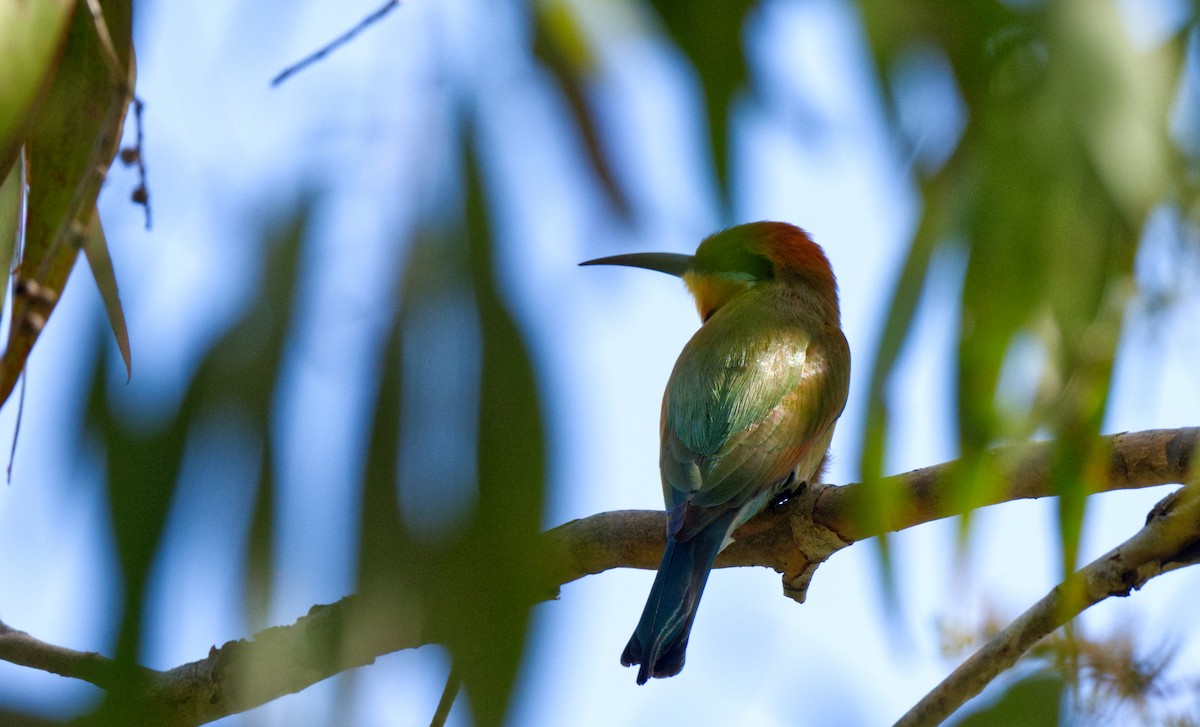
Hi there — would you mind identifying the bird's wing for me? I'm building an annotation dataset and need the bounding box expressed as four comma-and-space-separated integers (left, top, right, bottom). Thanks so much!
660, 325, 850, 540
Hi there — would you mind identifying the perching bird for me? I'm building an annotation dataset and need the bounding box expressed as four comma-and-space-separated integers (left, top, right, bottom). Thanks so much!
581, 221, 850, 684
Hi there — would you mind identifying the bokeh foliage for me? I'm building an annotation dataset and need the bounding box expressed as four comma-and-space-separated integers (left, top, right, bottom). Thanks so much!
0, 0, 1198, 725
856, 0, 1197, 578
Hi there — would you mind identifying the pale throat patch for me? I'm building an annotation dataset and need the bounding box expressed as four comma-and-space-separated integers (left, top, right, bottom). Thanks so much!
682, 271, 758, 321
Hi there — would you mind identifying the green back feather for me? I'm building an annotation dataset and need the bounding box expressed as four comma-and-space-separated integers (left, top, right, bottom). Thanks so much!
660, 284, 850, 523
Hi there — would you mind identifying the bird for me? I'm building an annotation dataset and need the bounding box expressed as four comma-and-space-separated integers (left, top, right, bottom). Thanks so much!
581, 221, 850, 684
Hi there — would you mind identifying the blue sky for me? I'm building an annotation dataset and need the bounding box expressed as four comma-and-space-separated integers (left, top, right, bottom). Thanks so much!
0, 0, 1198, 725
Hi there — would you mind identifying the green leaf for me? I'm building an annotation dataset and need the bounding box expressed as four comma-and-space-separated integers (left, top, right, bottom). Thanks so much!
0, 0, 75, 176
443, 125, 548, 727
532, 0, 632, 220
856, 0, 1176, 580
351, 126, 549, 726
858, 149, 970, 523
355, 265, 407, 582
192, 207, 308, 630
648, 0, 756, 204
85, 348, 188, 724
0, 0, 133, 408
81, 209, 131, 380
0, 156, 23, 308
856, 153, 970, 610
953, 671, 1064, 727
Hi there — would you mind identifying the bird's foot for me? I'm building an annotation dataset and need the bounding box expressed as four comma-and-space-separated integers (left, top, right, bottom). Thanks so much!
767, 473, 804, 511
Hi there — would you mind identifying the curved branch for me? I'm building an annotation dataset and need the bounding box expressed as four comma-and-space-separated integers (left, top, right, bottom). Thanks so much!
549, 427, 1197, 599
894, 482, 1200, 727
816, 427, 1198, 540
0, 427, 1194, 725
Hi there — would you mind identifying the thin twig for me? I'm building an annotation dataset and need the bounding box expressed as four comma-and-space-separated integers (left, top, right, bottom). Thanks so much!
271, 1, 401, 87
126, 98, 151, 229
894, 484, 1200, 727
430, 664, 460, 727
6, 372, 25, 482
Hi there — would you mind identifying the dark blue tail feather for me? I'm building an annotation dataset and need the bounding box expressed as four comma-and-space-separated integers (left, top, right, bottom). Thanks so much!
621, 511, 736, 684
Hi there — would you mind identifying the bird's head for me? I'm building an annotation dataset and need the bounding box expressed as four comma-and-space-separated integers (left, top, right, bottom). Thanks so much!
581, 221, 837, 323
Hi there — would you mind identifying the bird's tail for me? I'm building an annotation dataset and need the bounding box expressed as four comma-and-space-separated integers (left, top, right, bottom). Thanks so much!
620, 511, 735, 684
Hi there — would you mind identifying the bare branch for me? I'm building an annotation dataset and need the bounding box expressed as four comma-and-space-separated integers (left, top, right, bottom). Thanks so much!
271, 1, 401, 87
0, 427, 1193, 725
144, 596, 421, 725
549, 427, 1198, 600
815, 427, 1198, 540
0, 620, 156, 690
894, 483, 1200, 727
430, 665, 460, 727
3, 597, 424, 725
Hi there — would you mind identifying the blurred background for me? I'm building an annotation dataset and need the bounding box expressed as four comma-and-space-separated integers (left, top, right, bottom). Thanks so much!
2, 0, 1200, 724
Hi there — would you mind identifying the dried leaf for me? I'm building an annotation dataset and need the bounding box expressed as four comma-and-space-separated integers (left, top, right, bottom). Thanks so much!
81, 208, 130, 380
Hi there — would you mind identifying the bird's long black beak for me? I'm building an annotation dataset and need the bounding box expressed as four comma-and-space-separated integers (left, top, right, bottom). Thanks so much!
579, 252, 693, 278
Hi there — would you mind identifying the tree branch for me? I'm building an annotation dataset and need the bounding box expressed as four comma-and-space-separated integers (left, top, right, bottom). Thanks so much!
894, 482, 1200, 727
0, 427, 1193, 724
549, 427, 1197, 600
0, 620, 155, 690
144, 596, 420, 725
816, 427, 1198, 540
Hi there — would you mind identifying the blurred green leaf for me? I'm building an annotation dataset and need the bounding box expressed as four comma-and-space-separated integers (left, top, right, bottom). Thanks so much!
192, 208, 308, 630
244, 440, 277, 628
83, 202, 307, 724
354, 123, 548, 726
356, 227, 422, 635
453, 124, 548, 727
1, 0, 133, 408
533, 0, 633, 220
85, 350, 188, 725
0, 0, 75, 176
856, 0, 1181, 577
953, 671, 1064, 727
857, 151, 971, 607
648, 0, 755, 203
857, 147, 970, 502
